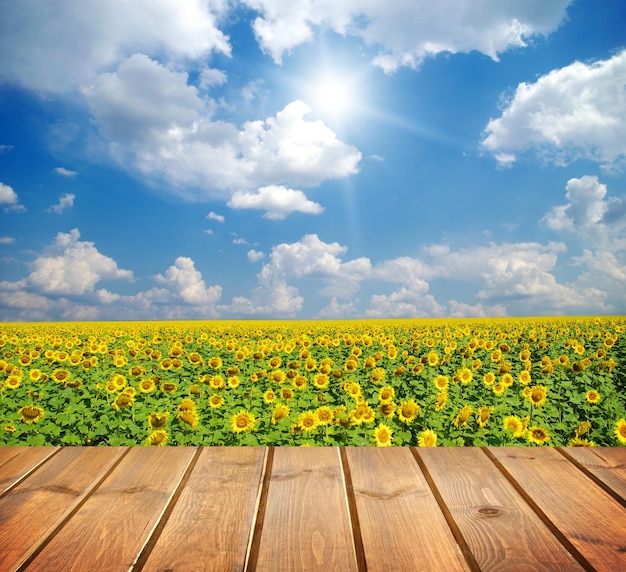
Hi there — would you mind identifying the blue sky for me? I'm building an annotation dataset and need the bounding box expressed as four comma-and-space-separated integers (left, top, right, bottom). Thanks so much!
1, 0, 625, 321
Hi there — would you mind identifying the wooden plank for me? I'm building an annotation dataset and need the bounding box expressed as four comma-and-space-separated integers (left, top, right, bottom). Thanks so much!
489, 447, 626, 572
252, 447, 358, 571
418, 447, 584, 571
25, 447, 197, 572
140, 447, 266, 571
561, 448, 626, 504
0, 447, 59, 495
346, 447, 470, 572
0, 447, 126, 572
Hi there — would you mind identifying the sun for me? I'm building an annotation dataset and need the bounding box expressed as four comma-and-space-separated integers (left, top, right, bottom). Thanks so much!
313, 76, 353, 117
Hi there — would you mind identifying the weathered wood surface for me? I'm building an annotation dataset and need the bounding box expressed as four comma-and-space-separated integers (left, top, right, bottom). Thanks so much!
0, 446, 624, 571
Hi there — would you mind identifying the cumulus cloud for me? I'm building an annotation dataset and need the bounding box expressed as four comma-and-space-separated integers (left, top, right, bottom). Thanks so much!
82, 56, 361, 200
53, 167, 77, 177
0, 0, 231, 92
24, 229, 133, 295
243, 0, 571, 71
153, 256, 222, 308
198, 67, 227, 90
482, 49, 626, 170
46, 193, 75, 214
207, 211, 225, 223
0, 182, 25, 212
228, 185, 323, 219
247, 249, 265, 262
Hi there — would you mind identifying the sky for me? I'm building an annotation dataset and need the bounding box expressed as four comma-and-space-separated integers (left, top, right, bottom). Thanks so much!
0, 0, 625, 322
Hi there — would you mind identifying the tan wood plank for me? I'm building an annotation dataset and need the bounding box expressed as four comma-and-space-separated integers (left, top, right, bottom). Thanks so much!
26, 447, 197, 572
561, 447, 626, 504
489, 447, 626, 572
140, 447, 267, 571
0, 447, 59, 495
253, 447, 359, 571
0, 447, 126, 572
419, 447, 584, 571
346, 447, 470, 572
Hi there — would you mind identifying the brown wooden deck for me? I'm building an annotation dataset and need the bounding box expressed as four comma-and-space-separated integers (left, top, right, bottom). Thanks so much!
0, 447, 625, 571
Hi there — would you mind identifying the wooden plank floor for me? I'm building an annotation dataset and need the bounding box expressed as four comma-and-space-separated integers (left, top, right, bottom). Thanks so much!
0, 447, 625, 571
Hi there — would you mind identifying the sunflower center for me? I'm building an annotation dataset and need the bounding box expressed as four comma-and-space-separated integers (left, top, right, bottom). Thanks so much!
236, 416, 249, 428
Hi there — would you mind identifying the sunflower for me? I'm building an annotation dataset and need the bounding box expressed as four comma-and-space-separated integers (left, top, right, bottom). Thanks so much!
378, 401, 396, 419
177, 408, 199, 428
4, 424, 16, 433
418, 429, 437, 447
483, 372, 496, 386
268, 356, 282, 369
271, 403, 290, 424
161, 382, 177, 393
209, 375, 225, 390
374, 423, 393, 447
147, 430, 168, 446
208, 356, 222, 369
230, 410, 257, 433
433, 375, 448, 391
292, 375, 307, 390
525, 385, 547, 408
296, 411, 319, 432
18, 405, 45, 424
527, 426, 550, 446
315, 406, 333, 425
614, 419, 626, 445
477, 406, 492, 428
397, 399, 420, 424
263, 389, 276, 404
370, 368, 386, 383
378, 386, 395, 402
456, 367, 473, 385
112, 392, 134, 412
208, 393, 225, 409
280, 387, 294, 401
138, 378, 156, 393
503, 416, 524, 438
518, 370, 531, 386
227, 376, 240, 389
453, 405, 472, 428
574, 420, 591, 437
569, 437, 596, 447
5, 375, 21, 389
29, 369, 42, 381
434, 391, 448, 412
585, 390, 600, 404
147, 412, 169, 429
313, 373, 329, 389
52, 368, 71, 383
187, 352, 203, 366
492, 382, 506, 396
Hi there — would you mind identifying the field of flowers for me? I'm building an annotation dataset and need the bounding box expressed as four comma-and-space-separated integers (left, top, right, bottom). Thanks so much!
1, 317, 625, 447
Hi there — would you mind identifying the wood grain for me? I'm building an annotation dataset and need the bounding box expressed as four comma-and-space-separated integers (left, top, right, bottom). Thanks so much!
253, 447, 359, 571
419, 447, 584, 571
561, 447, 626, 505
25, 447, 196, 572
347, 447, 470, 571
0, 447, 58, 495
140, 447, 266, 571
0, 447, 126, 571
489, 447, 626, 572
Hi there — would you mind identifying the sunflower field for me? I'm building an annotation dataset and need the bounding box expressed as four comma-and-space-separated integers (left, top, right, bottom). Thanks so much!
1, 317, 625, 447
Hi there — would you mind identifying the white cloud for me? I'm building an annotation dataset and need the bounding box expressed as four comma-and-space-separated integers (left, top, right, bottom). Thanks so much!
153, 256, 222, 308
82, 56, 361, 200
53, 167, 77, 177
247, 249, 265, 262
233, 238, 249, 245
243, 0, 571, 71
0, 237, 16, 245
366, 287, 445, 318
47, 193, 75, 214
0, 0, 231, 92
228, 185, 323, 219
0, 145, 14, 153
482, 49, 626, 170
315, 297, 358, 319
203, 229, 214, 235
25, 228, 133, 296
0, 183, 18, 204
207, 211, 225, 223
0, 183, 25, 213
198, 67, 227, 90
